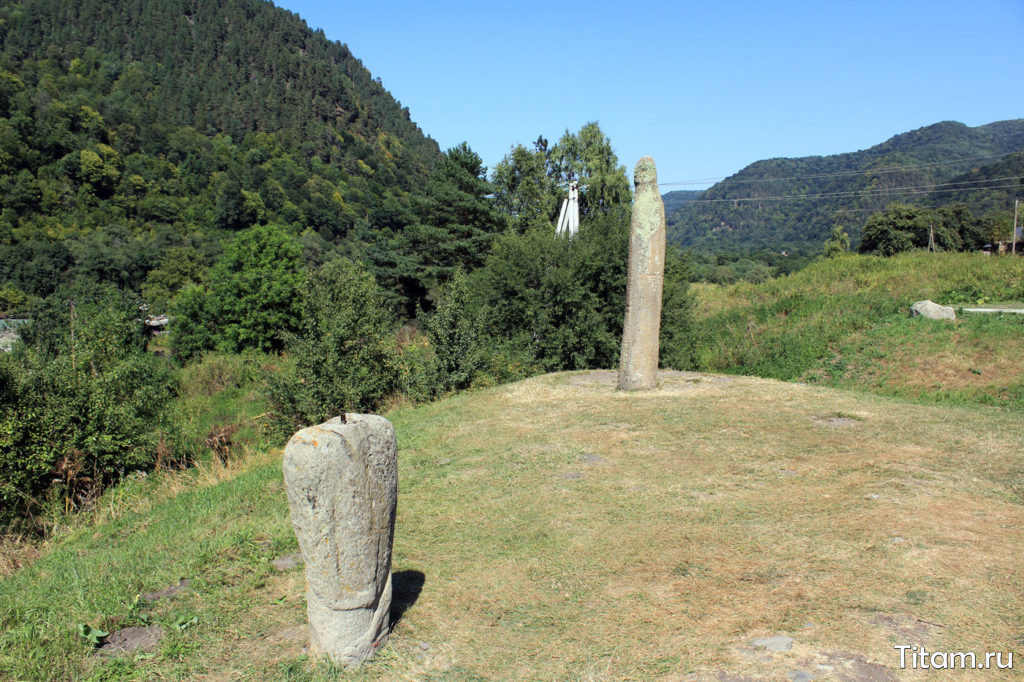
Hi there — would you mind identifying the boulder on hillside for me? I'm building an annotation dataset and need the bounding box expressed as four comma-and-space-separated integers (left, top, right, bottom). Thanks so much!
910, 300, 955, 321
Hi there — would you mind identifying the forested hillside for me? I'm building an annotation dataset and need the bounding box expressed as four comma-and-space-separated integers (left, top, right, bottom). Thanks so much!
661, 189, 701, 216
666, 119, 1024, 254
0, 0, 441, 311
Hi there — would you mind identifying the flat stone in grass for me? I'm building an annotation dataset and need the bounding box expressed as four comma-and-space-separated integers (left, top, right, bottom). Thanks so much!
910, 300, 955, 321
819, 651, 895, 681
811, 414, 860, 428
95, 625, 163, 656
143, 578, 190, 601
556, 471, 584, 480
580, 453, 606, 465
752, 635, 793, 651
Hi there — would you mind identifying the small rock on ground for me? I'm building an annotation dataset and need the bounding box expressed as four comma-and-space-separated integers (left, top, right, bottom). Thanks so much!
271, 552, 304, 571
910, 300, 955, 321
96, 625, 163, 656
788, 672, 813, 682
556, 471, 584, 480
580, 453, 606, 464
143, 578, 190, 601
811, 415, 859, 428
752, 635, 793, 651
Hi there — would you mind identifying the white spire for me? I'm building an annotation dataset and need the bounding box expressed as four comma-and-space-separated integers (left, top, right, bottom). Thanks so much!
555, 181, 580, 237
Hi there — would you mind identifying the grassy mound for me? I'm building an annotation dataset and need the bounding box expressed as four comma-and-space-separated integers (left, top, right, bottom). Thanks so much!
689, 252, 1024, 408
1, 371, 1021, 679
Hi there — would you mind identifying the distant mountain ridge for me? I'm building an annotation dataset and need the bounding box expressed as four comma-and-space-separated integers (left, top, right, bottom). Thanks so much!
665, 119, 1024, 254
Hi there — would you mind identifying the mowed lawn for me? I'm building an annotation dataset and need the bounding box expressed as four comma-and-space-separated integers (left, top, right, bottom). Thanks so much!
1, 371, 1022, 680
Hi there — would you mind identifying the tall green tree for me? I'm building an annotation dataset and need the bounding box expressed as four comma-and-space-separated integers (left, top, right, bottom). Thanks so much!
269, 259, 399, 427
423, 268, 485, 395
397, 143, 506, 308
205, 223, 303, 353
490, 136, 558, 233
823, 223, 850, 258
549, 122, 631, 217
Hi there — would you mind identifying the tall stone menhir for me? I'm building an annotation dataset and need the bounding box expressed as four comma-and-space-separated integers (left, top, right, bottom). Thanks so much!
618, 156, 666, 391
282, 414, 398, 666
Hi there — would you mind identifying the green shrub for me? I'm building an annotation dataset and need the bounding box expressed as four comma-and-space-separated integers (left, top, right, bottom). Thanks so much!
207, 223, 303, 354
169, 224, 303, 362
660, 247, 697, 370
423, 269, 486, 396
0, 285, 177, 529
169, 283, 215, 363
268, 259, 400, 428
474, 215, 625, 372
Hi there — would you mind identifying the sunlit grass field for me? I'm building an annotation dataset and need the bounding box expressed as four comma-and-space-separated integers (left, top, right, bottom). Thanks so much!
1, 370, 1021, 680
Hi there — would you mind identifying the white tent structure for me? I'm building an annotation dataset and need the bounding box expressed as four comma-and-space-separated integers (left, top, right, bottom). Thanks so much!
554, 181, 580, 237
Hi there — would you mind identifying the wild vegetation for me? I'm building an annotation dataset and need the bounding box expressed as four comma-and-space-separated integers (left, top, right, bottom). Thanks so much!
0, 0, 439, 315
689, 251, 1024, 408
0, 0, 700, 531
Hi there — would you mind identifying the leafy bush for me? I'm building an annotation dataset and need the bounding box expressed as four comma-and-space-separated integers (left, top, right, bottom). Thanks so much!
206, 223, 303, 354
422, 269, 485, 396
268, 259, 400, 428
472, 211, 696, 374
659, 247, 697, 370
170, 224, 303, 362
169, 283, 215, 363
0, 284, 177, 529
474, 217, 623, 372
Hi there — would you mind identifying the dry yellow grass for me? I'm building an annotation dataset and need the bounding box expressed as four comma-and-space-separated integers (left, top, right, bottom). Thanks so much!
361, 371, 1022, 680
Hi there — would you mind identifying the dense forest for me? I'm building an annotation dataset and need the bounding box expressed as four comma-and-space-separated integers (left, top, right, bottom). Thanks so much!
667, 119, 1024, 255
0, 0, 443, 314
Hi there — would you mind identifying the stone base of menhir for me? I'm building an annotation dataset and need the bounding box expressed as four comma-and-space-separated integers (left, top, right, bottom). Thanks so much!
282, 414, 398, 667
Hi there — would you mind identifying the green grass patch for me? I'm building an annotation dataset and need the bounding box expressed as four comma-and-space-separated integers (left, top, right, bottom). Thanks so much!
688, 252, 1024, 408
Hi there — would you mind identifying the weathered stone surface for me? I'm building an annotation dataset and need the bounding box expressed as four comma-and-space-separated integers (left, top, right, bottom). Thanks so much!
143, 578, 190, 602
283, 414, 398, 667
910, 300, 955, 320
752, 635, 793, 651
95, 625, 163, 656
618, 157, 666, 391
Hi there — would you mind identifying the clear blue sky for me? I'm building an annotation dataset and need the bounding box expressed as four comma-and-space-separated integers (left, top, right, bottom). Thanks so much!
275, 0, 1023, 190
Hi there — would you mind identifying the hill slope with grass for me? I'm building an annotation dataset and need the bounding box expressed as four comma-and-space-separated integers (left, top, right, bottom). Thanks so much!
1, 370, 1022, 679
688, 252, 1024, 409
